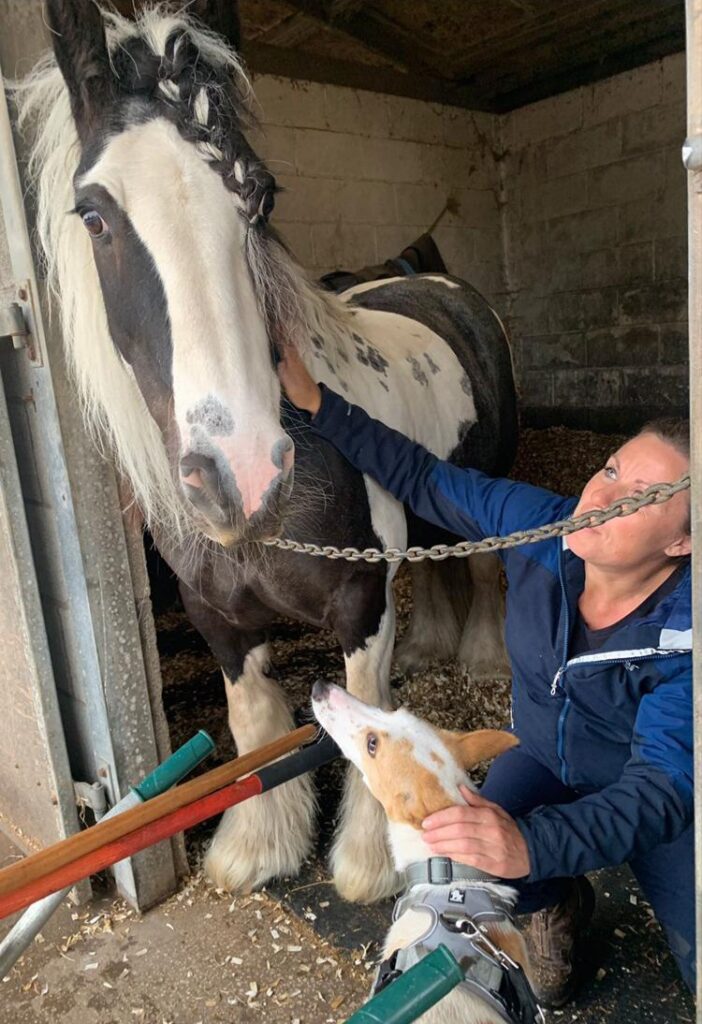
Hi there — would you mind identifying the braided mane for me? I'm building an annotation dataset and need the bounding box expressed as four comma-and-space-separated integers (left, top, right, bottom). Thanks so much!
106, 6, 277, 223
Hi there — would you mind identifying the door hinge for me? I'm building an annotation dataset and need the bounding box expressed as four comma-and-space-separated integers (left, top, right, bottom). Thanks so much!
0, 301, 28, 349
74, 780, 108, 822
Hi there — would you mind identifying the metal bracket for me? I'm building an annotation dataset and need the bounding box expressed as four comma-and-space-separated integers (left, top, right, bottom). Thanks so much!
0, 282, 41, 364
682, 136, 702, 171
73, 780, 108, 821
0, 301, 28, 350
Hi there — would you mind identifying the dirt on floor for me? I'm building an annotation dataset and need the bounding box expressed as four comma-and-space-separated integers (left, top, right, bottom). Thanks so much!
0, 844, 372, 1024
1, 427, 695, 1023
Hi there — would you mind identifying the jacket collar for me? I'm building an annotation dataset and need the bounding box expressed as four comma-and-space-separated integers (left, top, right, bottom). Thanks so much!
559, 547, 691, 655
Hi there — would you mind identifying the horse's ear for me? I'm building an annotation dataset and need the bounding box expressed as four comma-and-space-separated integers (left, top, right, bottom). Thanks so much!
46, 0, 113, 138
191, 0, 241, 51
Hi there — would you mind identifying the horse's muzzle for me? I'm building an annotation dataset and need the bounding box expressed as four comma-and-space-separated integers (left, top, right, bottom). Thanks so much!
179, 438, 294, 540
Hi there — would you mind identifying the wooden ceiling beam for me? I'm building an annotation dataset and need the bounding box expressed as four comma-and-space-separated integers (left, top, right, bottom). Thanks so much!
328, 0, 369, 17
281, 0, 448, 77
456, 0, 680, 72
492, 30, 684, 112
261, 11, 320, 47
243, 41, 495, 111
479, 4, 683, 98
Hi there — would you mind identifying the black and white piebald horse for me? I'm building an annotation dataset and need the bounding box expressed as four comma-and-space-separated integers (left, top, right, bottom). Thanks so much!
19, 0, 517, 902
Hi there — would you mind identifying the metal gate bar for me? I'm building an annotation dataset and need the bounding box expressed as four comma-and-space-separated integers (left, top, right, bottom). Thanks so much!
684, 1, 702, 1012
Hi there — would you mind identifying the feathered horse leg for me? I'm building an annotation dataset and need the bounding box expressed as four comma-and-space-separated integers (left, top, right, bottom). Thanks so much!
330, 573, 401, 903
178, 585, 316, 892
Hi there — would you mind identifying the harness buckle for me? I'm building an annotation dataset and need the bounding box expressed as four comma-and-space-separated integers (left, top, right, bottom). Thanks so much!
370, 951, 402, 997
427, 856, 454, 885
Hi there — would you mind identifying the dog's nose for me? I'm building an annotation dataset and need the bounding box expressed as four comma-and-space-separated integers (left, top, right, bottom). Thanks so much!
312, 680, 330, 701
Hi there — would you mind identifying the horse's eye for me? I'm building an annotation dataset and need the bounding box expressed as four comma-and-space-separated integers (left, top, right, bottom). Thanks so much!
81, 210, 108, 238
366, 733, 378, 757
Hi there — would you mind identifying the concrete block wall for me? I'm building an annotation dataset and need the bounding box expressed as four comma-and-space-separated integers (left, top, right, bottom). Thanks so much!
500, 53, 688, 430
251, 56, 688, 432
251, 76, 504, 303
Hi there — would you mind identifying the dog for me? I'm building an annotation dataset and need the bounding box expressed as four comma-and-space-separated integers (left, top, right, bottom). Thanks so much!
312, 680, 542, 1024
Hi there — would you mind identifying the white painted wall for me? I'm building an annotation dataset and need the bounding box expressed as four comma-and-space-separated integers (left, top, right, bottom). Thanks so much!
499, 52, 687, 428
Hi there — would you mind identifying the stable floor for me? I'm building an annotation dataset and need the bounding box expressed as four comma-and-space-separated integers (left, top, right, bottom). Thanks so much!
1, 826, 694, 1024
1, 427, 695, 1022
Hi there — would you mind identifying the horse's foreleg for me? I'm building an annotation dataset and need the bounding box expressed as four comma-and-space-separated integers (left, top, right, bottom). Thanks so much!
179, 586, 316, 892
330, 572, 401, 903
395, 560, 472, 672
458, 552, 511, 680
205, 644, 317, 891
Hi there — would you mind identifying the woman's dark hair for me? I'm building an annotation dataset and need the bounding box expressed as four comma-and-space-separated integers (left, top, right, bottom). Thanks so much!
637, 417, 690, 459
636, 417, 690, 535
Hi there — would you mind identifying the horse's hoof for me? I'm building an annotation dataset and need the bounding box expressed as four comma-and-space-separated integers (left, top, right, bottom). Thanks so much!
331, 833, 401, 903
463, 657, 512, 682
458, 630, 511, 682
204, 773, 316, 892
394, 638, 438, 675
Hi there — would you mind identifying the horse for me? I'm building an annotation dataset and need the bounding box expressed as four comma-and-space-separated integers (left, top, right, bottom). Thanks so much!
16, 0, 517, 903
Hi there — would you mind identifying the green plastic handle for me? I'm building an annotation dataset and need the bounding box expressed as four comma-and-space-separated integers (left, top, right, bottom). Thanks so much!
345, 945, 464, 1024
133, 730, 215, 801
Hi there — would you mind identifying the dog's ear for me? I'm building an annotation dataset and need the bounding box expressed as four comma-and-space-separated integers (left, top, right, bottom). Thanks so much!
442, 729, 518, 769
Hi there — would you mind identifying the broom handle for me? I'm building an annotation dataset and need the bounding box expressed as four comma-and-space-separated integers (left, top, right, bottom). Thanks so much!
0, 724, 316, 900
0, 734, 339, 921
0, 730, 215, 978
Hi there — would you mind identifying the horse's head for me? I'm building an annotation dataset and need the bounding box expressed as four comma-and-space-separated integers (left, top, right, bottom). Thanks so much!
42, 0, 295, 544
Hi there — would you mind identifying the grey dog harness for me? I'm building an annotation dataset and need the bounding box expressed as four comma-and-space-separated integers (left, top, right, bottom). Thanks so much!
372, 857, 544, 1024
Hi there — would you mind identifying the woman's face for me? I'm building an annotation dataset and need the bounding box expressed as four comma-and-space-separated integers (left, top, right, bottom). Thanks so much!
567, 432, 691, 570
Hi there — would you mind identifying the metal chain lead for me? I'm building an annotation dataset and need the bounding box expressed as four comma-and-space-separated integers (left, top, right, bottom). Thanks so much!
263, 474, 691, 564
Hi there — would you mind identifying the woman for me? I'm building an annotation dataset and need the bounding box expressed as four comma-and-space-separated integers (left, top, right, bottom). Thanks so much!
278, 347, 693, 1007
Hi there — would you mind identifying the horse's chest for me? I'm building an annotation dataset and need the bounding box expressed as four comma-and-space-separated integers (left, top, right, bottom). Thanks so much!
181, 544, 382, 633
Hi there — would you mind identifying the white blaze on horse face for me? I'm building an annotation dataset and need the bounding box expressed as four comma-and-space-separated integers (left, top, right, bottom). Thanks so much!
79, 117, 290, 524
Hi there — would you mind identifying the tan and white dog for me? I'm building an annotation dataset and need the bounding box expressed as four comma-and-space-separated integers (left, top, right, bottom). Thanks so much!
312, 680, 537, 1024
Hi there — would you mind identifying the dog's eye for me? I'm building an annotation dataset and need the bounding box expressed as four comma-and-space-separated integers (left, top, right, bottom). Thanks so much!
366, 733, 378, 757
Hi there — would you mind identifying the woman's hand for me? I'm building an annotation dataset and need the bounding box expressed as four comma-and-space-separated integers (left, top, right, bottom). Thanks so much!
277, 343, 322, 416
422, 785, 530, 878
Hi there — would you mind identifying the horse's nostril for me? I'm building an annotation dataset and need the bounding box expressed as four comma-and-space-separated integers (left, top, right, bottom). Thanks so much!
180, 451, 218, 485
272, 436, 295, 480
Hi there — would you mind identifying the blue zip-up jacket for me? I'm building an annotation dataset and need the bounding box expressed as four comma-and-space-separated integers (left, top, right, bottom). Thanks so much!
311, 386, 693, 882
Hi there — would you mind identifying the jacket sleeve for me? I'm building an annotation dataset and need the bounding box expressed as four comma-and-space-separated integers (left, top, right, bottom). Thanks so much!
311, 385, 575, 540
517, 664, 693, 879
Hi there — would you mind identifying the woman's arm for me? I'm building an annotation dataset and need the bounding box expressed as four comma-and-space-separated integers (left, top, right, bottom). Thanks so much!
423, 664, 692, 880
278, 346, 576, 541
517, 666, 693, 881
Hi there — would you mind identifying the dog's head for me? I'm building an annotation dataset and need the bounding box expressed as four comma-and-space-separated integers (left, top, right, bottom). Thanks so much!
312, 681, 517, 829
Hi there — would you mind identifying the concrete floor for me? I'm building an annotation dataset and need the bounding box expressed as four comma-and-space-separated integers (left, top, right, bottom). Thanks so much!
1, 828, 695, 1024
0, 834, 370, 1024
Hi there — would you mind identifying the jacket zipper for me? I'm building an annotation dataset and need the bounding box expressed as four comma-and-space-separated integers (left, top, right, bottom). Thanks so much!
550, 547, 686, 783
552, 550, 571, 783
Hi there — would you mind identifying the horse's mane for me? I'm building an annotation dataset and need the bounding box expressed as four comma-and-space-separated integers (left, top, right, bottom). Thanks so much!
12, 3, 353, 540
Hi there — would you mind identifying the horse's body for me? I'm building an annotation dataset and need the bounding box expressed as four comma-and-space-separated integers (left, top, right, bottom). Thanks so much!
20, 1, 517, 901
